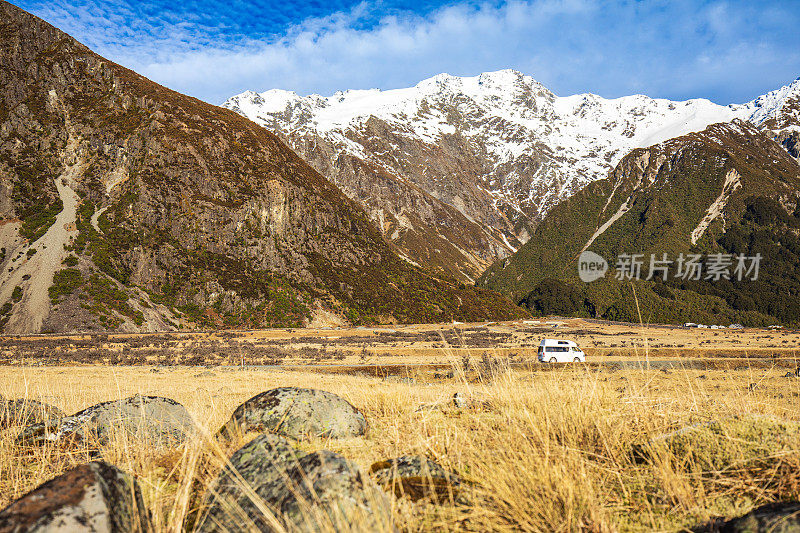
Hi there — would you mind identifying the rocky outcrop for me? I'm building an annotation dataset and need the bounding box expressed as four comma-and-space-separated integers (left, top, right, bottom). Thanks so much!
0, 397, 64, 429
369, 455, 462, 502
220, 388, 367, 441
0, 461, 151, 532
18, 394, 194, 447
751, 78, 800, 163
197, 433, 393, 532
778, 131, 799, 161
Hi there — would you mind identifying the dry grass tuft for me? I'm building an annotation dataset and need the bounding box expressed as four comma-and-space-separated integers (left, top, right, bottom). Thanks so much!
1, 363, 799, 531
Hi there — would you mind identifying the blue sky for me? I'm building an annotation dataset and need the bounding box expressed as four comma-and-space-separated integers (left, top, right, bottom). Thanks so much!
15, 0, 800, 105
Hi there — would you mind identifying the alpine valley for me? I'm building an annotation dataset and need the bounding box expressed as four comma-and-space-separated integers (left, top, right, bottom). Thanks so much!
3, 0, 800, 333
225, 64, 800, 326
479, 119, 800, 326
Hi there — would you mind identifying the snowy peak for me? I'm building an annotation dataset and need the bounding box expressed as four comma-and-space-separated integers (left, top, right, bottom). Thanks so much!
225, 69, 555, 136
414, 69, 550, 97
221, 72, 800, 282
223, 72, 800, 206
741, 77, 800, 130
224, 70, 765, 178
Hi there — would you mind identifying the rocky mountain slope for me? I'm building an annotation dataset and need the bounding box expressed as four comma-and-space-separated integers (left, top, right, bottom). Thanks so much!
0, 0, 525, 333
749, 78, 800, 160
224, 71, 800, 281
479, 119, 800, 325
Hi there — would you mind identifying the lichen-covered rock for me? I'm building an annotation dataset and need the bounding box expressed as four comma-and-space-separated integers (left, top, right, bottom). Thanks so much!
18, 395, 194, 447
369, 455, 462, 501
0, 461, 152, 532
695, 502, 800, 532
197, 433, 393, 532
220, 388, 367, 441
0, 397, 64, 429
632, 416, 800, 470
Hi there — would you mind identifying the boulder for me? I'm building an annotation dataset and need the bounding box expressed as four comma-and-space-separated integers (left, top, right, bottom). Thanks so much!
0, 461, 152, 532
369, 455, 462, 501
18, 395, 194, 447
197, 433, 392, 532
695, 502, 800, 532
632, 416, 800, 469
0, 398, 64, 429
220, 388, 367, 441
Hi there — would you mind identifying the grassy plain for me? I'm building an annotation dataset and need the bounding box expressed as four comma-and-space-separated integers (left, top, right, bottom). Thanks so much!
2, 318, 800, 366
2, 319, 800, 531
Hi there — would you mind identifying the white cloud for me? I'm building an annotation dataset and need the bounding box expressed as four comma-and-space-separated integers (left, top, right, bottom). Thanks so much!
24, 0, 800, 104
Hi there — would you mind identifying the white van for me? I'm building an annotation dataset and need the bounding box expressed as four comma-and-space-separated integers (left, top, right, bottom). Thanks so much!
537, 339, 586, 363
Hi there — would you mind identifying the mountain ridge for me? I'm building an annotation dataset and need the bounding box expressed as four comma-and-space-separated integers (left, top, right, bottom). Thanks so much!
225, 70, 800, 281
479, 118, 800, 325
0, 0, 525, 333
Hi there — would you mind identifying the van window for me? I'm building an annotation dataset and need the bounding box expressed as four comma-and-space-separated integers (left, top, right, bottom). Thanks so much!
546, 346, 568, 352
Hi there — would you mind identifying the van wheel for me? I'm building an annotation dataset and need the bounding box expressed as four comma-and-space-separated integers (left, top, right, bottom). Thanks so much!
549, 357, 557, 363
573, 357, 581, 363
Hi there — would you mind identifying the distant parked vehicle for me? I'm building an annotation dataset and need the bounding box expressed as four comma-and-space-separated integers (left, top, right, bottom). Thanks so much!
728, 323, 744, 329
538, 339, 586, 363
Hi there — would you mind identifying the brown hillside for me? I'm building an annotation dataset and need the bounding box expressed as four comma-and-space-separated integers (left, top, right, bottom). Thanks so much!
0, 0, 524, 332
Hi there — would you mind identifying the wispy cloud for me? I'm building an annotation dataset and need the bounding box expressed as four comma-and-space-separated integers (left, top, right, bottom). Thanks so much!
16, 0, 800, 104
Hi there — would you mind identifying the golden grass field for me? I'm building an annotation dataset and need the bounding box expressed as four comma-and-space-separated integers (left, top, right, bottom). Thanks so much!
2, 320, 800, 531
2, 318, 800, 367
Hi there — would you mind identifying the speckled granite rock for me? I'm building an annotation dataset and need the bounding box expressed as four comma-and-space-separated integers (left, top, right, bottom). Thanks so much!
17, 394, 194, 447
197, 433, 393, 532
0, 461, 151, 532
370, 455, 462, 501
220, 388, 367, 441
0, 397, 64, 429
694, 502, 800, 532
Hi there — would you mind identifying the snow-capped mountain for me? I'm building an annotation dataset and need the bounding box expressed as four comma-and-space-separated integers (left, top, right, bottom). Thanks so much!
223, 71, 800, 281
742, 77, 800, 160
740, 77, 800, 130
